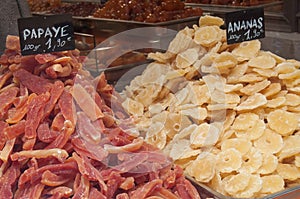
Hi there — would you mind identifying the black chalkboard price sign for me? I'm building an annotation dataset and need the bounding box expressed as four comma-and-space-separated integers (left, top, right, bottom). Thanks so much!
225, 8, 265, 45
18, 14, 75, 55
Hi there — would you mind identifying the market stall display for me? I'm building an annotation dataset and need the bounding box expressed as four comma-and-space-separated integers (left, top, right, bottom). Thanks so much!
184, 0, 278, 6
0, 35, 202, 199
93, 0, 203, 23
120, 15, 300, 198
27, 0, 61, 12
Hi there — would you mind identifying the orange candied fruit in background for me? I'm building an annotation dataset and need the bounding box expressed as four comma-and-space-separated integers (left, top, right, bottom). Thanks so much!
27, 0, 61, 12
93, 0, 203, 22
185, 0, 277, 6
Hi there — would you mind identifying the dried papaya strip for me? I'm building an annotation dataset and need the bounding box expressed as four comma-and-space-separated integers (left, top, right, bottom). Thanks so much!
71, 84, 104, 121
6, 93, 36, 124
25, 92, 50, 139
4, 119, 26, 140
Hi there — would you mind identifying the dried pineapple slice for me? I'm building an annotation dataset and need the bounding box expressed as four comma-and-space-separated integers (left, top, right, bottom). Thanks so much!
238, 73, 265, 83
210, 172, 227, 196
168, 30, 196, 54
186, 152, 216, 183
190, 123, 220, 148
235, 93, 267, 111
235, 174, 262, 198
267, 109, 298, 136
248, 54, 276, 69
264, 51, 286, 63
141, 62, 169, 84
175, 48, 199, 69
180, 106, 208, 121
173, 124, 198, 141
212, 52, 238, 70
147, 51, 174, 63
121, 98, 144, 116
135, 84, 162, 107
216, 148, 242, 173
253, 128, 283, 154
239, 147, 263, 174
266, 96, 286, 108
227, 62, 248, 84
194, 26, 223, 48
232, 40, 261, 59
189, 84, 210, 106
278, 135, 300, 161
279, 70, 300, 80
253, 67, 278, 77
240, 79, 271, 95
275, 62, 296, 74
232, 112, 265, 140
235, 119, 265, 140
169, 139, 194, 160
146, 122, 165, 138
232, 112, 259, 131
261, 175, 284, 194
257, 153, 278, 175
221, 138, 251, 155
223, 173, 251, 196
261, 83, 281, 98
145, 129, 167, 150
284, 93, 300, 106
199, 15, 224, 27
222, 84, 243, 93
276, 163, 300, 181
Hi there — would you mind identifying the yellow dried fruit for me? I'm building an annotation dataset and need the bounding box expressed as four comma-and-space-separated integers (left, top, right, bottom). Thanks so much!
169, 139, 195, 160
145, 129, 167, 150
212, 52, 238, 70
261, 83, 282, 98
235, 174, 262, 198
261, 175, 284, 194
168, 30, 196, 54
238, 73, 265, 83
180, 106, 208, 121
199, 15, 224, 27
278, 135, 300, 161
227, 62, 248, 84
216, 148, 242, 173
148, 51, 174, 63
266, 96, 286, 108
194, 26, 223, 48
221, 138, 251, 155
175, 48, 199, 69
239, 147, 263, 174
248, 54, 276, 69
223, 173, 251, 195
276, 163, 300, 181
189, 84, 210, 105
252, 68, 278, 78
232, 40, 261, 59
284, 93, 300, 106
257, 153, 278, 175
190, 123, 220, 148
121, 98, 144, 116
275, 62, 296, 74
186, 152, 216, 183
240, 79, 271, 95
253, 128, 283, 154
267, 109, 298, 136
232, 112, 259, 130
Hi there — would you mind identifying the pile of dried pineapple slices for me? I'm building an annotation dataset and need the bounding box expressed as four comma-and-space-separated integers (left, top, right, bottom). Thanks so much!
121, 15, 300, 198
